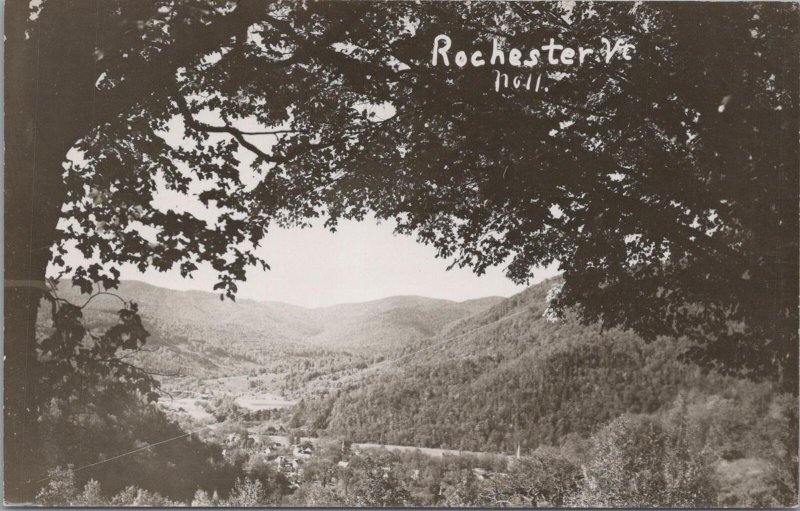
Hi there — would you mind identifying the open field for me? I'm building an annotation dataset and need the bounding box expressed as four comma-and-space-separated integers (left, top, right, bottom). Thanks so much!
236, 394, 296, 411
161, 397, 213, 421
247, 431, 509, 459
351, 441, 498, 459
161, 374, 296, 420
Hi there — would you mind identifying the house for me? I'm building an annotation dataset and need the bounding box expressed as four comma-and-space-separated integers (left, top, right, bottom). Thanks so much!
472, 468, 488, 481
275, 456, 301, 474
293, 444, 313, 459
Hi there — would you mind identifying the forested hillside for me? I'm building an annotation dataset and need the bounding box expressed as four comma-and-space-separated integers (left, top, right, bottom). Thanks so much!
269, 279, 796, 504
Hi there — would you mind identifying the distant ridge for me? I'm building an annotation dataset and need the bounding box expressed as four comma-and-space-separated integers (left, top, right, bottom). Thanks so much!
66, 278, 506, 310
43, 279, 506, 367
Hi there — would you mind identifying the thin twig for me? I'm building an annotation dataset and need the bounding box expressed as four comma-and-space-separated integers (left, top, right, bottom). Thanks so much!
79, 291, 128, 310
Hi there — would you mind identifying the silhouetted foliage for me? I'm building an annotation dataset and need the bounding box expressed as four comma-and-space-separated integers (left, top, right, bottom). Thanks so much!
18, 0, 796, 385
32, 283, 239, 502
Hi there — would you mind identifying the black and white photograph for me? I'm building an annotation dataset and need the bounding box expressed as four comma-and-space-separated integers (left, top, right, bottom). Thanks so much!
4, 0, 799, 507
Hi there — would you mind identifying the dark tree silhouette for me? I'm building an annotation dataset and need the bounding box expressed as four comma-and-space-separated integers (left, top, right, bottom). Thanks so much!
5, 0, 797, 501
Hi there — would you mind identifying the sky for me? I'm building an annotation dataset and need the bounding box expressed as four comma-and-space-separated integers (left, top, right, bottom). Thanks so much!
111, 217, 559, 308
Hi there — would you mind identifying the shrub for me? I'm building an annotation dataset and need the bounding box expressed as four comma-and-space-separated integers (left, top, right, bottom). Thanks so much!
570, 414, 717, 507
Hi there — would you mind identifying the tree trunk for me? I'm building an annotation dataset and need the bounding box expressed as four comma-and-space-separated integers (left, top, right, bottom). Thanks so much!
4, 1, 97, 502
4, 2, 263, 500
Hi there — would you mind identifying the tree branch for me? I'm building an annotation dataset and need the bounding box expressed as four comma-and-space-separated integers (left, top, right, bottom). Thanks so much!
79, 291, 128, 310
173, 92, 281, 162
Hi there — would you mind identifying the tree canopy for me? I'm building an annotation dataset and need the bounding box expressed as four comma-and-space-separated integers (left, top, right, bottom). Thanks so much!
43, 0, 797, 381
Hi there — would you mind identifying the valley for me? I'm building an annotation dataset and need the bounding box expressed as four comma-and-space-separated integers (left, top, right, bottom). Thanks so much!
36, 278, 798, 507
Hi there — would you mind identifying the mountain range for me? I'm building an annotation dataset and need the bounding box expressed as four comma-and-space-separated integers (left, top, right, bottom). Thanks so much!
39, 277, 794, 503
41, 279, 507, 378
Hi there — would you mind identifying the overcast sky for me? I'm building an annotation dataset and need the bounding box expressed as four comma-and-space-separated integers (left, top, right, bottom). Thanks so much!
109, 216, 558, 308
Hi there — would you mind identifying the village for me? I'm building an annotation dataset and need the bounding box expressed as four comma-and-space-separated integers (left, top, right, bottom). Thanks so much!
218, 431, 348, 489
215, 427, 522, 492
